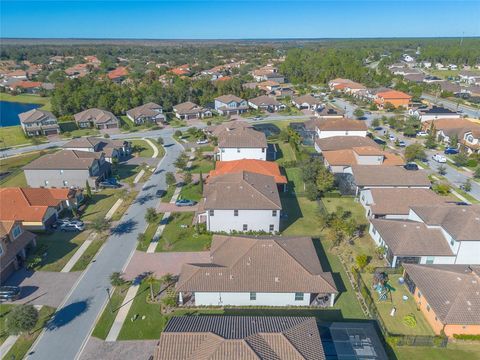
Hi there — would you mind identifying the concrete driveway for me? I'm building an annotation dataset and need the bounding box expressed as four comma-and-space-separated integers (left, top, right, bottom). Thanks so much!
79, 338, 157, 360
123, 250, 210, 280
156, 202, 199, 213
120, 156, 158, 166
5, 269, 80, 308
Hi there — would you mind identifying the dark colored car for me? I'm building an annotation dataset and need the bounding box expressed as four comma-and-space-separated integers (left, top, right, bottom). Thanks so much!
358, 116, 368, 120
374, 126, 383, 131
155, 189, 165, 198
444, 147, 459, 155
99, 181, 120, 189
398, 140, 406, 147
0, 286, 21, 302
404, 163, 419, 171
373, 137, 386, 145
175, 199, 197, 207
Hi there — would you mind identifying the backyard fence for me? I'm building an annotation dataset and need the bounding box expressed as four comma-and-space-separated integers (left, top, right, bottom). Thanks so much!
353, 268, 448, 348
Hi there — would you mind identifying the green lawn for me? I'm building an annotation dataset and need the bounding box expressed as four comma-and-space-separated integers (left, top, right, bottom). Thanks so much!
156, 212, 212, 252
188, 155, 214, 174
110, 190, 139, 222
284, 167, 304, 194
0, 304, 15, 345
281, 195, 323, 236
1, 150, 55, 187
92, 285, 130, 340
0, 126, 40, 148
3, 306, 55, 360
81, 189, 121, 221
322, 197, 368, 225
0, 93, 51, 110
394, 343, 480, 360
160, 185, 176, 203
113, 164, 144, 184
118, 281, 223, 340
179, 182, 202, 202
0, 171, 27, 187
60, 127, 99, 139
137, 218, 160, 252
31, 230, 91, 272
131, 139, 154, 158
276, 141, 297, 162
361, 273, 434, 336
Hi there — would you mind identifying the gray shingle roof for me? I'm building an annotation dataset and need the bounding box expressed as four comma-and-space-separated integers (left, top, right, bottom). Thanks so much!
18, 109, 56, 124
23, 150, 101, 170
157, 316, 325, 360
176, 235, 337, 294
204, 171, 281, 210
217, 128, 267, 148
352, 165, 431, 187
404, 264, 480, 325
216, 94, 244, 104
248, 95, 281, 107
126, 102, 163, 120
315, 136, 378, 152
74, 108, 118, 125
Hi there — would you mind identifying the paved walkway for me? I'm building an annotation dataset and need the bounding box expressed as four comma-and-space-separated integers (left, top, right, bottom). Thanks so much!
0, 334, 19, 359
133, 169, 145, 184
61, 233, 97, 273
123, 250, 210, 280
5, 270, 80, 308
105, 199, 123, 220
143, 138, 159, 158
156, 202, 199, 213
79, 338, 157, 360
105, 285, 140, 342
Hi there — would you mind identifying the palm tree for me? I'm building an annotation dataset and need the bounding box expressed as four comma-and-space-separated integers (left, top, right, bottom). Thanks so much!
145, 274, 156, 301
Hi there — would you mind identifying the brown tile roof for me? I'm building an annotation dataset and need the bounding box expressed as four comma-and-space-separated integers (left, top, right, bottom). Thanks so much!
205, 120, 252, 137
62, 136, 125, 150
216, 94, 244, 104
177, 235, 337, 294
292, 94, 321, 106
315, 136, 378, 151
411, 204, 480, 241
107, 66, 128, 80
126, 102, 162, 119
248, 95, 281, 107
173, 101, 208, 115
217, 128, 267, 148
315, 118, 368, 132
370, 219, 454, 256
18, 109, 56, 124
404, 264, 480, 325
74, 108, 118, 125
156, 316, 325, 360
23, 150, 100, 170
209, 159, 287, 184
369, 188, 451, 216
352, 165, 431, 187
0, 187, 70, 222
204, 171, 281, 210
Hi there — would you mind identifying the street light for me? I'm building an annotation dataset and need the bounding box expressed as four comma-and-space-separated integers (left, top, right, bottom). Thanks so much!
106, 288, 113, 313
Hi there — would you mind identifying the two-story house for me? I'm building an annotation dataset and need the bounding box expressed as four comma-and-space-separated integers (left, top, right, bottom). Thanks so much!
291, 94, 322, 111
214, 95, 249, 116
314, 118, 368, 139
62, 137, 131, 163
369, 204, 480, 267
126, 102, 165, 125
461, 128, 480, 154
18, 109, 60, 136
74, 108, 120, 129
199, 171, 281, 233
216, 127, 267, 161
314, 135, 378, 154
374, 90, 412, 109
23, 150, 111, 188
173, 101, 212, 120
0, 220, 36, 283
176, 235, 337, 307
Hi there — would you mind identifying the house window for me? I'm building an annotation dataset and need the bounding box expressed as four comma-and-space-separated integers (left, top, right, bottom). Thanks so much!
12, 225, 22, 239
262, 148, 265, 153
63, 180, 68, 186
221, 149, 225, 153
426, 256, 434, 264
272, 210, 277, 217
234, 210, 238, 216
44, 180, 49, 186
295, 292, 304, 301
209, 210, 214, 216
450, 239, 455, 246
372, 227, 377, 235
243, 224, 248, 231
426, 304, 430, 312
269, 224, 274, 232
237, 148, 241, 153
60, 170, 64, 174
250, 292, 256, 301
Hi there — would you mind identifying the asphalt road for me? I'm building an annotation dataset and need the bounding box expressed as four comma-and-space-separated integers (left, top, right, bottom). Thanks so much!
27, 135, 184, 360
421, 93, 480, 119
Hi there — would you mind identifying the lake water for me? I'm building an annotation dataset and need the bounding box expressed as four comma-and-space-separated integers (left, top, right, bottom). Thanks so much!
0, 101, 41, 127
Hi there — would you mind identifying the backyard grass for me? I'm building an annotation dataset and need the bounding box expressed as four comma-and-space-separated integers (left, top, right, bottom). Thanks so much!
284, 167, 304, 194
130, 139, 154, 158
321, 197, 368, 225
0, 93, 51, 110
3, 306, 55, 360
155, 212, 212, 252
113, 164, 144, 184
0, 125, 39, 148
179, 182, 202, 202
60, 127, 99, 138
0, 304, 15, 345
137, 218, 160, 251
188, 155, 214, 174
394, 343, 480, 360
32, 230, 92, 272
281, 195, 323, 236
276, 141, 297, 162
91, 284, 130, 340
1, 150, 56, 187
81, 189, 121, 221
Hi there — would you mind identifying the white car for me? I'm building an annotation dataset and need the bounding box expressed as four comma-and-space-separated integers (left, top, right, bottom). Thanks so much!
432, 153, 447, 163
389, 135, 396, 142
416, 131, 428, 137
196, 139, 208, 145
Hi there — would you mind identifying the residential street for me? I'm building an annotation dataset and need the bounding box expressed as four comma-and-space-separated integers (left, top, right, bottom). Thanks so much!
421, 93, 480, 119
27, 135, 184, 360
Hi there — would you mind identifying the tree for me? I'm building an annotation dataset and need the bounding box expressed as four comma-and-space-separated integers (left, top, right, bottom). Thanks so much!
199, 171, 204, 192
157, 137, 164, 145
165, 172, 176, 187
453, 153, 469, 167
90, 218, 111, 233
160, 273, 174, 285
316, 167, 334, 194
353, 108, 364, 118
475, 166, 480, 179
404, 143, 426, 162
462, 179, 472, 192
305, 182, 319, 201
145, 207, 157, 224
371, 118, 380, 128
433, 183, 451, 195
137, 233, 146, 245
450, 134, 459, 148
110, 272, 127, 287
183, 172, 192, 185
425, 122, 437, 149
144, 274, 156, 301
437, 164, 447, 175
85, 181, 92, 198
6, 305, 39, 335
355, 254, 370, 270
174, 153, 188, 169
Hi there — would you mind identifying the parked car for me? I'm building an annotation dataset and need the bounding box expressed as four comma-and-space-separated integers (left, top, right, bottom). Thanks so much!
432, 153, 447, 163
374, 126, 383, 131
0, 286, 21, 302
373, 137, 386, 145
389, 135, 396, 142
60, 223, 84, 232
252, 116, 263, 121
444, 147, 459, 155
155, 189, 165, 198
398, 140, 406, 147
404, 163, 419, 171
99, 181, 121, 189
196, 138, 209, 145
416, 131, 428, 137
175, 199, 197, 207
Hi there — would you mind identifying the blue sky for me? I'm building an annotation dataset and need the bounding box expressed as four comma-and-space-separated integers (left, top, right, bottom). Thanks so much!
1, 1, 479, 39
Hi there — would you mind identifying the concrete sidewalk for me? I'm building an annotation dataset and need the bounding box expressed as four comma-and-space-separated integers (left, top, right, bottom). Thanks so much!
61, 233, 97, 273
105, 285, 140, 342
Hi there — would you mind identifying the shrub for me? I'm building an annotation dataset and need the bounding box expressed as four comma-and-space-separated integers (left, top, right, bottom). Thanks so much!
110, 272, 127, 287
174, 130, 182, 137
433, 183, 451, 195
355, 254, 370, 270
6, 305, 39, 335
403, 313, 417, 328
453, 334, 480, 341
466, 159, 478, 168
157, 137, 164, 145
